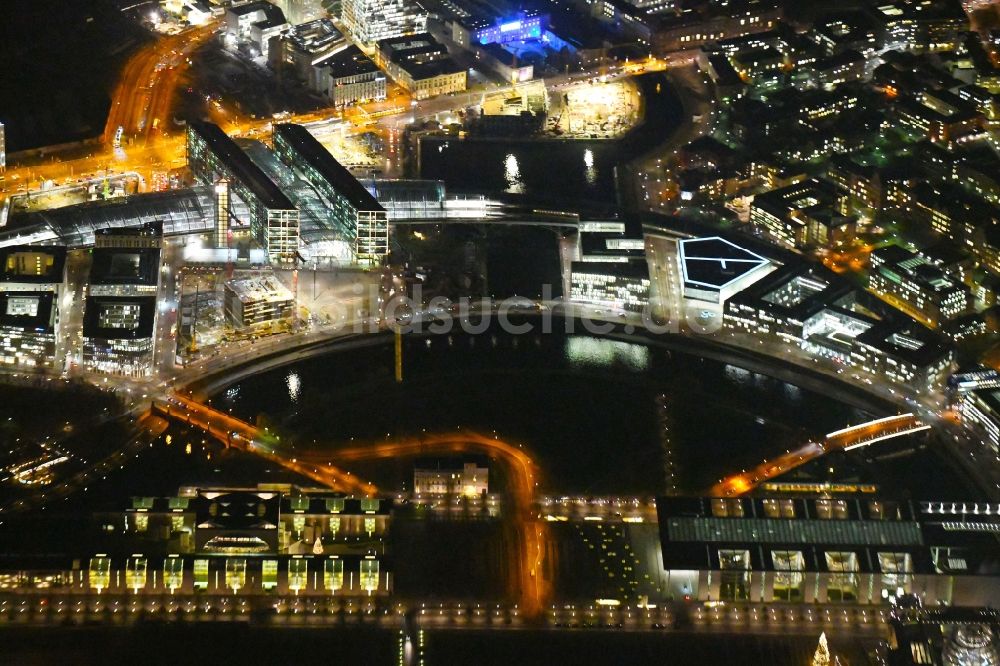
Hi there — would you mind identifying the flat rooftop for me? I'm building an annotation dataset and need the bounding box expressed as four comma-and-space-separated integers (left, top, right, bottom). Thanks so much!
273, 123, 384, 212
324, 44, 382, 80
225, 274, 294, 304
571, 260, 650, 279
189, 122, 296, 211
0, 291, 56, 333
0, 245, 66, 283
679, 236, 770, 292
89, 247, 160, 286
82, 296, 156, 339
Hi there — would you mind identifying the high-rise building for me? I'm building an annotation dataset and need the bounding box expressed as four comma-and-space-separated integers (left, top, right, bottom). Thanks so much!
82, 245, 161, 377
187, 122, 300, 266
0, 121, 5, 169
272, 123, 388, 265
340, 0, 427, 45
0, 246, 66, 368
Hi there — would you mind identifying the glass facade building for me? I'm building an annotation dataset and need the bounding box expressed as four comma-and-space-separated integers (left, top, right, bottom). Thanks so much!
340, 0, 426, 44
273, 123, 388, 266
187, 122, 300, 266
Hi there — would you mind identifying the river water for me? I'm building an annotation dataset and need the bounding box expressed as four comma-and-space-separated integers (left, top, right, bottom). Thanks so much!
217, 325, 884, 495
418, 72, 683, 207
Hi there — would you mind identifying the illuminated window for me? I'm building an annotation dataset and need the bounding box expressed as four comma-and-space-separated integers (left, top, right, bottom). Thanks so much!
126, 556, 147, 590
98, 303, 142, 330
719, 549, 751, 601
324, 558, 344, 591
816, 499, 848, 519
5, 296, 39, 317
825, 551, 859, 601
360, 557, 379, 593
225, 558, 247, 591
772, 550, 805, 601
163, 556, 183, 591
288, 558, 308, 592
89, 556, 111, 591
879, 552, 912, 594
193, 559, 209, 590
262, 560, 278, 590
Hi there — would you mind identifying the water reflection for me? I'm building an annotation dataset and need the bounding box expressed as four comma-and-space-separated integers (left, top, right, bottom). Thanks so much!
583, 148, 597, 186
564, 336, 649, 372
287, 371, 301, 403
504, 153, 524, 194
724, 364, 752, 386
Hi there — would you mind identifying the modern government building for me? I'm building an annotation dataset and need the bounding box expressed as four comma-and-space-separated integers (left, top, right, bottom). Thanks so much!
657, 496, 1000, 607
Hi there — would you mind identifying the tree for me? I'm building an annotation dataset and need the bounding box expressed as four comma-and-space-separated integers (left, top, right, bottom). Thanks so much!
812, 632, 831, 666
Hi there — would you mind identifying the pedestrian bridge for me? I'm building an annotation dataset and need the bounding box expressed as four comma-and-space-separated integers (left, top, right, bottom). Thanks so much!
709, 413, 930, 497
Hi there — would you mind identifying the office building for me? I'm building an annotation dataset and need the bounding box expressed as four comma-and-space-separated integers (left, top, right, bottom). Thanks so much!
224, 1, 289, 58
654, 0, 782, 52
122, 484, 390, 554
268, 19, 348, 95
678, 236, 773, 304
0, 292, 57, 368
952, 369, 1000, 453
375, 34, 467, 100
0, 246, 66, 368
570, 261, 651, 312
275, 0, 325, 25
94, 221, 163, 249
724, 264, 954, 389
749, 179, 844, 250
467, 12, 547, 46
82, 245, 160, 377
340, 0, 427, 45
0, 245, 66, 292
224, 274, 296, 330
475, 43, 533, 83
893, 91, 983, 146
876, 0, 966, 53
868, 245, 971, 328
320, 45, 387, 107
34, 485, 394, 595
413, 458, 489, 496
656, 496, 1000, 607
187, 122, 299, 266
87, 247, 161, 297
82, 296, 156, 377
272, 123, 388, 264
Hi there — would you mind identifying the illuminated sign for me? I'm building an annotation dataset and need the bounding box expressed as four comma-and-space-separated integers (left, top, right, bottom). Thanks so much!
500, 20, 522, 32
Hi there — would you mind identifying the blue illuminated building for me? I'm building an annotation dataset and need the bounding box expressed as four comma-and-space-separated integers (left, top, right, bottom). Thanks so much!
474, 11, 547, 45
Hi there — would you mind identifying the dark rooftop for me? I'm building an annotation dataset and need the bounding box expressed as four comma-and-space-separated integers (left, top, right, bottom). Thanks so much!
273, 123, 384, 212
189, 122, 295, 211
0, 291, 56, 333
679, 236, 770, 291
82, 296, 156, 339
89, 247, 160, 286
0, 245, 66, 283
324, 44, 381, 81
